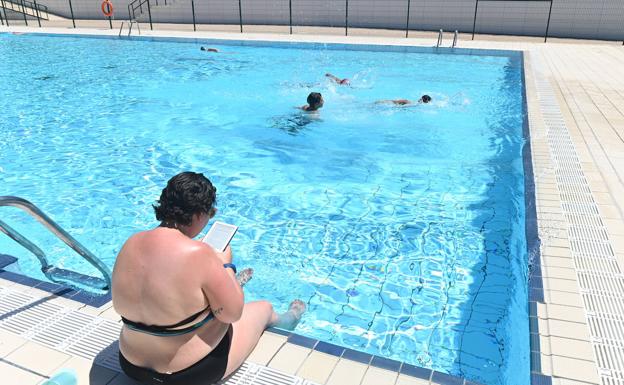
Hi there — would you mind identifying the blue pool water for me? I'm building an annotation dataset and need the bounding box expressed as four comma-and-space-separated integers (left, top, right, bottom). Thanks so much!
0, 33, 529, 385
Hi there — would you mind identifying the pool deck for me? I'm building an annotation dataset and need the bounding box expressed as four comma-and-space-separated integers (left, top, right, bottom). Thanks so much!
1, 22, 624, 385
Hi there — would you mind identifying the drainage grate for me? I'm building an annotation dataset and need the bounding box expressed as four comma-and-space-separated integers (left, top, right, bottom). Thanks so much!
218, 362, 316, 385
532, 55, 624, 385
0, 286, 319, 385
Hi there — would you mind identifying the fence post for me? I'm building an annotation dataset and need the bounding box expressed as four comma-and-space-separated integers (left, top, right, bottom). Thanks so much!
191, 0, 196, 31
471, 0, 478, 40
405, 0, 411, 38
147, 0, 152, 30
0, 4, 4, 25
68, 0, 75, 28
20, 0, 28, 25
544, 0, 553, 42
238, 0, 242, 32
34, 0, 41, 26
345, 0, 348, 36
1, 0, 9, 26
289, 0, 292, 34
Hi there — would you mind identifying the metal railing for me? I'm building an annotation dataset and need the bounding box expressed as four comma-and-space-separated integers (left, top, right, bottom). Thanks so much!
0, 0, 49, 27
472, 0, 554, 42
127, 0, 174, 30
112, 0, 564, 44
128, 0, 153, 29
0, 196, 112, 293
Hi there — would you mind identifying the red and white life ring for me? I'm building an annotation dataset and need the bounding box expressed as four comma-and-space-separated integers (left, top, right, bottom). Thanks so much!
101, 0, 114, 17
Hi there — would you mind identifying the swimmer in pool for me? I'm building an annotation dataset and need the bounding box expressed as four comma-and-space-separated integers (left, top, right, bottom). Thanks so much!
325, 73, 350, 85
200, 47, 219, 53
376, 95, 432, 105
300, 92, 324, 112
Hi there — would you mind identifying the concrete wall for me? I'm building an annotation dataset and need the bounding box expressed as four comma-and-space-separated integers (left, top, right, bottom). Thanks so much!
11, 0, 624, 41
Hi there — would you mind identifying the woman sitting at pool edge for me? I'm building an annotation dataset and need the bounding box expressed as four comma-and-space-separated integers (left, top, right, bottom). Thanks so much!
112, 172, 306, 385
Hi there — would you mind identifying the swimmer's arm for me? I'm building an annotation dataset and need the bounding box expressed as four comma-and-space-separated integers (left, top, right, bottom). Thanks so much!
375, 99, 410, 105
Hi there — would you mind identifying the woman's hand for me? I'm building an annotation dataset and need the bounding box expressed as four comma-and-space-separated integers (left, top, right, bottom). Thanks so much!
216, 245, 232, 264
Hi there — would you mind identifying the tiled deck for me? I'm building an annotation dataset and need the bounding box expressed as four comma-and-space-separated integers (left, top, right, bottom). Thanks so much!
1, 23, 624, 385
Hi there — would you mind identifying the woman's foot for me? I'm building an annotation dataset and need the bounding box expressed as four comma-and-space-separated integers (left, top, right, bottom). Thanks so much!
271, 299, 307, 330
236, 268, 253, 287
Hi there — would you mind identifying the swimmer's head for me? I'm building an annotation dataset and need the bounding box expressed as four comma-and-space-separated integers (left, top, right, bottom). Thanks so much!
419, 95, 432, 104
307, 92, 324, 111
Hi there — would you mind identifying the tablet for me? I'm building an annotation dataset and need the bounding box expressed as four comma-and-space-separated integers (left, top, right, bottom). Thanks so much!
201, 221, 238, 252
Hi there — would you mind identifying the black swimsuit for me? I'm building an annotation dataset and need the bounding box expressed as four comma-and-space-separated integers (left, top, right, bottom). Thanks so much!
119, 308, 232, 385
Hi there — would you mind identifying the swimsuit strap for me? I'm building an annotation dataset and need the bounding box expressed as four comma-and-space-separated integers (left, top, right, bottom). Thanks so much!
121, 306, 213, 337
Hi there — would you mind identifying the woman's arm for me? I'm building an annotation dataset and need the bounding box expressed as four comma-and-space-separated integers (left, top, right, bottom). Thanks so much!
199, 245, 245, 324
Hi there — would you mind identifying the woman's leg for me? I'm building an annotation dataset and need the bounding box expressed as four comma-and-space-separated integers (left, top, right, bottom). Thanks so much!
222, 300, 306, 378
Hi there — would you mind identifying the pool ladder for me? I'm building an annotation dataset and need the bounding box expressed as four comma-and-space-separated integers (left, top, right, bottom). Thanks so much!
119, 19, 142, 36
0, 196, 112, 293
436, 29, 459, 48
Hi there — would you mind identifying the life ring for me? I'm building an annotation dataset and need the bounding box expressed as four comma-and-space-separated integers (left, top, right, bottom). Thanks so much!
101, 0, 113, 17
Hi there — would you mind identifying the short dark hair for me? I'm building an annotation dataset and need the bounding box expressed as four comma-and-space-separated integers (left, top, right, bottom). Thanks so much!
153, 172, 217, 226
307, 92, 322, 106
421, 94, 432, 103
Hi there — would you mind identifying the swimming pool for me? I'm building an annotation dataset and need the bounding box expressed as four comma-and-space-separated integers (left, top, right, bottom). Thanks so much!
0, 33, 529, 385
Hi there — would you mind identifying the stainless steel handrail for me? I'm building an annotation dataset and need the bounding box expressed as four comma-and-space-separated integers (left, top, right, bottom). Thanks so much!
0, 196, 112, 291
436, 29, 443, 47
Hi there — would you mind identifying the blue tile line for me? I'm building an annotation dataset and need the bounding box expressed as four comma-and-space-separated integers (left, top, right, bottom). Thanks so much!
0, 270, 111, 307
0, 254, 18, 269
274, 328, 478, 384
521, 53, 554, 385
531, 373, 553, 385
20, 31, 523, 58
431, 370, 465, 385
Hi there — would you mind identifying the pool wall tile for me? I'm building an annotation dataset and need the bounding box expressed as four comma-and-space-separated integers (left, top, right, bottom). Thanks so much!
430, 371, 464, 385
314, 341, 345, 357
341, 349, 373, 365
0, 254, 17, 269
0, 270, 39, 286
530, 333, 541, 353
370, 355, 401, 372
267, 327, 291, 337
400, 363, 432, 380
530, 351, 542, 373
529, 301, 538, 317
287, 334, 318, 349
530, 373, 552, 385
